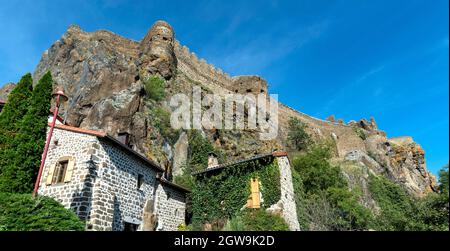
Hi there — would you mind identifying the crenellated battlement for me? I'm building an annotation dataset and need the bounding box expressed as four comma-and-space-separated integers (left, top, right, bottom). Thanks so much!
174, 40, 234, 94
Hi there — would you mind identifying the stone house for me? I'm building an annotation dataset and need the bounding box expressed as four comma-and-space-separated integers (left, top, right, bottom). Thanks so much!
37, 123, 189, 231
193, 151, 301, 231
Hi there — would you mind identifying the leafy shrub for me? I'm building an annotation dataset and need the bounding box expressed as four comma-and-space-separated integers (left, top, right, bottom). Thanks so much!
152, 107, 180, 144
326, 187, 373, 230
292, 143, 374, 230
177, 223, 187, 231
287, 117, 310, 151
369, 171, 449, 231
223, 215, 245, 231
353, 127, 367, 140
292, 144, 346, 193
143, 75, 165, 101
239, 209, 289, 231
368, 175, 416, 230
0, 193, 85, 231
187, 130, 214, 173
174, 169, 195, 191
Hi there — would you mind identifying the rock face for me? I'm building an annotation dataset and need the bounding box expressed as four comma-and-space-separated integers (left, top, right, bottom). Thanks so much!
0, 83, 15, 101
172, 132, 188, 177
139, 21, 177, 80
28, 20, 436, 197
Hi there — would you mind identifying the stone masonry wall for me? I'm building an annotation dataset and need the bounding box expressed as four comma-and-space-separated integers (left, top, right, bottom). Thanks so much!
37, 128, 100, 222
154, 183, 187, 231
38, 127, 186, 231
277, 103, 367, 157
174, 40, 233, 96
276, 156, 301, 231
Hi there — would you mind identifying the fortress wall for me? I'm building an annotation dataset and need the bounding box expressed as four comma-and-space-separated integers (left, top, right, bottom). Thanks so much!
174, 41, 366, 157
174, 41, 233, 95
277, 103, 366, 157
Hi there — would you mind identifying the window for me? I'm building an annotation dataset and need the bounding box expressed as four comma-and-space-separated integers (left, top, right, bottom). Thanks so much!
137, 174, 144, 189
52, 160, 68, 184
123, 222, 139, 231
46, 157, 75, 185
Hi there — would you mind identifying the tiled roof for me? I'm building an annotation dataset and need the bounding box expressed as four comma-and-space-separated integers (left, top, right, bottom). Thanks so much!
0, 100, 6, 104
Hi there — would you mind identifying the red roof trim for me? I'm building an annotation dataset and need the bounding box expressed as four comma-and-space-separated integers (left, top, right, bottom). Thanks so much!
272, 151, 288, 157
50, 123, 106, 137
49, 123, 165, 173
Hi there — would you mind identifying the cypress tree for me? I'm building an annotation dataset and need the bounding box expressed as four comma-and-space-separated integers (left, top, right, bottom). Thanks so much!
0, 73, 33, 180
0, 73, 33, 143
0, 72, 53, 193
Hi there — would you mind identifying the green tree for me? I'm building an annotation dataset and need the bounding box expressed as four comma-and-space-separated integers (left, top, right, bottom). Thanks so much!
287, 117, 310, 151
292, 144, 346, 193
438, 164, 449, 195
326, 187, 373, 230
291, 143, 373, 230
368, 175, 416, 230
0, 73, 33, 133
413, 164, 449, 231
0, 73, 33, 178
0, 72, 53, 193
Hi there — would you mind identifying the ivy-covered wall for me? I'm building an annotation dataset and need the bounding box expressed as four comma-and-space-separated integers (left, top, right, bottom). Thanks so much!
191, 156, 281, 229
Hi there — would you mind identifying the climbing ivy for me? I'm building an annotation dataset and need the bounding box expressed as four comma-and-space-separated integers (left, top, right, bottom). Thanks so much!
191, 156, 281, 228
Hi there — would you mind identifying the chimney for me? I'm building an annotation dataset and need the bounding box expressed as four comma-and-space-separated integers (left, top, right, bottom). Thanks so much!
207, 152, 218, 169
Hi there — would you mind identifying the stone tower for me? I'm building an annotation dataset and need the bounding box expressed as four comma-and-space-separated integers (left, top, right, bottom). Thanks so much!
139, 20, 177, 79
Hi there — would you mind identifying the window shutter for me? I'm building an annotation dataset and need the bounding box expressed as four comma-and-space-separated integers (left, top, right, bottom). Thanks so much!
46, 162, 56, 185
64, 158, 75, 182
250, 178, 260, 208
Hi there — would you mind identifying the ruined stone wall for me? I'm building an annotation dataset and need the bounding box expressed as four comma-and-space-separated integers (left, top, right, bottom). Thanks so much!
174, 41, 233, 95
231, 75, 268, 95
277, 103, 367, 157
275, 155, 301, 231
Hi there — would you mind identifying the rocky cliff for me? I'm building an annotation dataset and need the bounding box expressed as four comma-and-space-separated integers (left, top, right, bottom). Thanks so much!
23, 21, 436, 197
0, 83, 15, 101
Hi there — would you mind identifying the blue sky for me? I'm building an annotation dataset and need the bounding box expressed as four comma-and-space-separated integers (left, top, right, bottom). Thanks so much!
0, 0, 448, 175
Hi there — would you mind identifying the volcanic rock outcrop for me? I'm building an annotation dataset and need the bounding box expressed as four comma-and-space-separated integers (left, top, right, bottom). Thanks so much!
24, 20, 437, 197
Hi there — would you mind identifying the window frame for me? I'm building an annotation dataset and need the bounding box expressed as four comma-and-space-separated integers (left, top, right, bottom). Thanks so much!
52, 160, 69, 185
